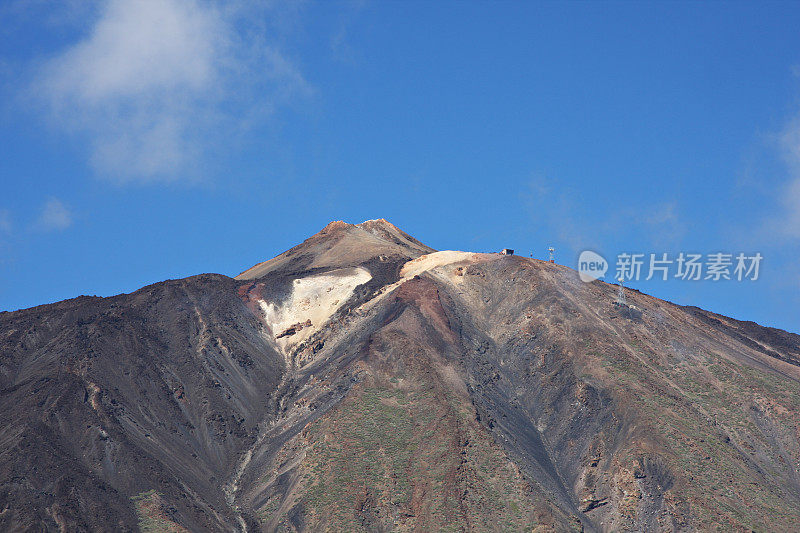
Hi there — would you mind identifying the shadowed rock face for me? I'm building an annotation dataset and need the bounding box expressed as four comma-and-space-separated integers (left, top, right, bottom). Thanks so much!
1, 219, 799, 532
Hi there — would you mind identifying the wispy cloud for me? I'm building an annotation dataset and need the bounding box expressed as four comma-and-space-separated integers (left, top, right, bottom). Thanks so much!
33, 0, 310, 183
778, 117, 800, 239
641, 201, 687, 248
0, 209, 12, 263
0, 209, 11, 235
36, 198, 72, 231
521, 174, 685, 253
329, 0, 366, 64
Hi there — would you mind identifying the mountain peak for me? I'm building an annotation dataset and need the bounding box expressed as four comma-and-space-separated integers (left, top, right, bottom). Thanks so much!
356, 218, 398, 230
235, 219, 435, 280
318, 219, 350, 232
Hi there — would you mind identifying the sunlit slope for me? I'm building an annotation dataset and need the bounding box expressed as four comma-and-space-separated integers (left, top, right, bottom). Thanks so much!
234, 221, 800, 531
1, 219, 798, 532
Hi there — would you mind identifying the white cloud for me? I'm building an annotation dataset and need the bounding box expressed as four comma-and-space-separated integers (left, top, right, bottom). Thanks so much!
47, 1, 219, 102
37, 198, 73, 231
35, 0, 310, 183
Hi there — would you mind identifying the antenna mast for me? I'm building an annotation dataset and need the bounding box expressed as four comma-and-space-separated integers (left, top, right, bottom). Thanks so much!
548, 247, 555, 263
616, 277, 627, 307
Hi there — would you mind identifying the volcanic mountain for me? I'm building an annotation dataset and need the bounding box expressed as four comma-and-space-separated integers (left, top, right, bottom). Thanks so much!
1, 219, 799, 532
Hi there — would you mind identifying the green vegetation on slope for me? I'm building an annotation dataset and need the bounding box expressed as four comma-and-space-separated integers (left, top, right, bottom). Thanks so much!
264, 377, 561, 532
132, 490, 188, 533
596, 340, 800, 532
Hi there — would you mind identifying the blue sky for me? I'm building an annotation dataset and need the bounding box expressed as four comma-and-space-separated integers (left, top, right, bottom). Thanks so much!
1, 1, 799, 332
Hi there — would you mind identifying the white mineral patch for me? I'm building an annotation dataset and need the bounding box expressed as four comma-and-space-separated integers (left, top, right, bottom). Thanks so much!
399, 250, 481, 279
259, 266, 372, 351
354, 251, 489, 317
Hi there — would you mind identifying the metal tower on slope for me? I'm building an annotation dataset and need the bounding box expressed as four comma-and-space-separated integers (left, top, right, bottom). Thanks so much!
616, 277, 627, 307
548, 247, 555, 263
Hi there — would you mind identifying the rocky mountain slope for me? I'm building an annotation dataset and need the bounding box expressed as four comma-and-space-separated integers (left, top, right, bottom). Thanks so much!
1, 219, 799, 532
